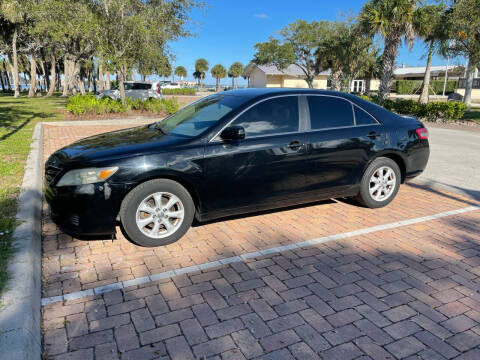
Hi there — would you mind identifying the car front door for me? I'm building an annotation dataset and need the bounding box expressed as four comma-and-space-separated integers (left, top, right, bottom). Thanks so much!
202, 95, 308, 215
304, 95, 384, 196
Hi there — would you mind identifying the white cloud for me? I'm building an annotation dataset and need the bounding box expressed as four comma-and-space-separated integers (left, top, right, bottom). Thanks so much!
253, 13, 269, 19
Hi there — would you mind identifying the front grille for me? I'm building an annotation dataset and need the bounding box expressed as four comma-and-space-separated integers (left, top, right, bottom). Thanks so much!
45, 165, 62, 184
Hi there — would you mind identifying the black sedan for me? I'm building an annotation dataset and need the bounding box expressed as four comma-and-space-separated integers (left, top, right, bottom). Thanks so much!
45, 89, 429, 247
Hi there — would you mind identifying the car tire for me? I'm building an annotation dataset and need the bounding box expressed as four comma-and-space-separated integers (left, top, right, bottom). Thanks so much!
355, 157, 401, 208
120, 179, 195, 247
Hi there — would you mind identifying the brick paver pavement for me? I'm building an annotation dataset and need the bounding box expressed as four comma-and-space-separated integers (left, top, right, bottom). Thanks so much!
42, 124, 480, 359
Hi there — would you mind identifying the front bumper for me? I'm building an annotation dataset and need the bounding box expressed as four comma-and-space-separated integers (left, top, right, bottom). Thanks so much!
45, 182, 132, 237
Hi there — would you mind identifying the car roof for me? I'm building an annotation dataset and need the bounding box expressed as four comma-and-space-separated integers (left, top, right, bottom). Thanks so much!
222, 88, 355, 100
220, 88, 403, 126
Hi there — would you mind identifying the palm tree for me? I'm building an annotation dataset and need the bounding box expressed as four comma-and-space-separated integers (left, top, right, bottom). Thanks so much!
228, 62, 243, 89
174, 66, 187, 81
414, 4, 448, 104
211, 64, 227, 91
359, 0, 419, 104
194, 58, 208, 88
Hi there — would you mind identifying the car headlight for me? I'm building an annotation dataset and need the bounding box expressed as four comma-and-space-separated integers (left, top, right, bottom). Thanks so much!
56, 167, 119, 187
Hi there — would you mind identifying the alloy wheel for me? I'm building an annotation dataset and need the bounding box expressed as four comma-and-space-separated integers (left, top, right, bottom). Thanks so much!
135, 192, 185, 238
369, 166, 396, 202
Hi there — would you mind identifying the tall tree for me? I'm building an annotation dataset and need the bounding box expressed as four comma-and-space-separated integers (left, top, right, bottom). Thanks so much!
174, 65, 187, 80
96, 0, 197, 103
211, 64, 226, 91
194, 58, 208, 87
414, 4, 448, 104
444, 0, 480, 107
228, 62, 243, 88
254, 20, 326, 88
1, 0, 31, 97
360, 0, 419, 104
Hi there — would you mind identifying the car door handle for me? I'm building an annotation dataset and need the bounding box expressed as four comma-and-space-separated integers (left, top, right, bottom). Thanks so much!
367, 131, 381, 139
287, 141, 305, 150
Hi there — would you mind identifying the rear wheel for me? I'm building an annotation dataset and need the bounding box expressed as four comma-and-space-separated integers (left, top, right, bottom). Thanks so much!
120, 179, 194, 247
356, 157, 401, 208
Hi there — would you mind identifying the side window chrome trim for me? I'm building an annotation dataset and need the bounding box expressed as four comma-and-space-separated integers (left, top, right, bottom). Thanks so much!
208, 94, 301, 143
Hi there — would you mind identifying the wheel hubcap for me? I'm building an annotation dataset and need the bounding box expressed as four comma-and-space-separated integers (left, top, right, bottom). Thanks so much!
369, 166, 396, 202
135, 192, 184, 239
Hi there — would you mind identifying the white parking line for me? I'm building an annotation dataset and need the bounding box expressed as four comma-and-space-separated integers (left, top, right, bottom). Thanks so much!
41, 205, 480, 306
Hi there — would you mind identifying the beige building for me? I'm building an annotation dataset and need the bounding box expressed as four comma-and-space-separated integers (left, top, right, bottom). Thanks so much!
243, 64, 330, 89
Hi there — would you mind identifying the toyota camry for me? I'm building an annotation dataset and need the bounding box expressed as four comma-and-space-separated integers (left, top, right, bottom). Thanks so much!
45, 88, 430, 247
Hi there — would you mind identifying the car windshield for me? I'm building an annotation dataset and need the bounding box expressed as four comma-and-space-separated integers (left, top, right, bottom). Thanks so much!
124, 83, 134, 90
156, 94, 248, 138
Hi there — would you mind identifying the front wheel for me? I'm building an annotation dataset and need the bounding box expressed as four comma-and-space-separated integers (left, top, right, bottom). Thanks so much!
356, 157, 401, 208
120, 179, 194, 247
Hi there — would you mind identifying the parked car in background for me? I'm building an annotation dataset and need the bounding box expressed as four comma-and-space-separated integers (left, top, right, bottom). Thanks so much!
161, 82, 181, 89
96, 81, 162, 101
45, 88, 429, 247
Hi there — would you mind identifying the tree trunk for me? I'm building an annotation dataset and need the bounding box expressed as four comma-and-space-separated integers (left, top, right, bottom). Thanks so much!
0, 68, 5, 91
62, 57, 70, 96
97, 62, 104, 92
464, 57, 475, 108
378, 33, 402, 105
88, 70, 93, 93
304, 75, 314, 89
76, 61, 86, 95
105, 71, 111, 90
46, 51, 56, 97
330, 70, 342, 91
117, 70, 126, 104
12, 25, 20, 97
28, 55, 37, 97
419, 41, 434, 104
3, 59, 11, 90
39, 59, 47, 93
40, 50, 49, 92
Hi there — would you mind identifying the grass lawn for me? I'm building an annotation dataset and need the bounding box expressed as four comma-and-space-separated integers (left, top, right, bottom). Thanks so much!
462, 108, 480, 123
0, 93, 65, 297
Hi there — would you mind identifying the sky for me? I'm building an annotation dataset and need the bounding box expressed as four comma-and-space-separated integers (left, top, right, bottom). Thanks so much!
161, 0, 466, 86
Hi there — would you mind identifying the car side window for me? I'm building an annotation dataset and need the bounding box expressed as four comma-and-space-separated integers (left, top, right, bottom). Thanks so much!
231, 96, 299, 137
354, 106, 378, 125
307, 96, 354, 129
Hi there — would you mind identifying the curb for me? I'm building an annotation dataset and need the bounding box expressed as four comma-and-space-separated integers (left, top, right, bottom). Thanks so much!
0, 123, 43, 360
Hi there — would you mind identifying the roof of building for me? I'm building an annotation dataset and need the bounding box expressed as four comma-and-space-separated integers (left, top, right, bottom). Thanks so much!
243, 63, 461, 79
243, 63, 331, 77
393, 65, 457, 76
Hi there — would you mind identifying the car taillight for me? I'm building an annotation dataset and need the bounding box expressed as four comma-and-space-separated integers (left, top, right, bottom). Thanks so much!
415, 128, 428, 140
157, 85, 161, 94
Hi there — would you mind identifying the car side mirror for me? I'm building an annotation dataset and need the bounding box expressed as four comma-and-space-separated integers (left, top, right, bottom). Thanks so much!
220, 125, 245, 141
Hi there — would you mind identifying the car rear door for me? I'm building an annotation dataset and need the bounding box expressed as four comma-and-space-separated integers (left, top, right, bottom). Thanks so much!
304, 95, 384, 196
202, 95, 308, 214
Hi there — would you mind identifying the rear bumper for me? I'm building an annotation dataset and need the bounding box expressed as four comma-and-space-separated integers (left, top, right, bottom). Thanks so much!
405, 141, 430, 180
45, 182, 132, 237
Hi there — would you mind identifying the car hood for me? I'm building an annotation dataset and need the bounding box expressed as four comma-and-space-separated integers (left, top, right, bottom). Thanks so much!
52, 125, 190, 164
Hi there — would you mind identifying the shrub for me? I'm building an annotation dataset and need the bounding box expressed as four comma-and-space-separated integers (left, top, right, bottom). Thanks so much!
377, 98, 466, 121
395, 79, 459, 95
67, 95, 179, 116
162, 88, 196, 95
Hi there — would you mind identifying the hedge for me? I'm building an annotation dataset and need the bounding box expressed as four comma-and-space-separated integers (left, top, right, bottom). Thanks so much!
66, 94, 179, 116
161, 88, 196, 95
395, 79, 458, 95
360, 95, 467, 121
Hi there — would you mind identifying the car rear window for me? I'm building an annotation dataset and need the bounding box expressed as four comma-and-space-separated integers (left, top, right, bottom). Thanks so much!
132, 83, 152, 90
354, 106, 378, 125
232, 96, 299, 137
308, 96, 354, 129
